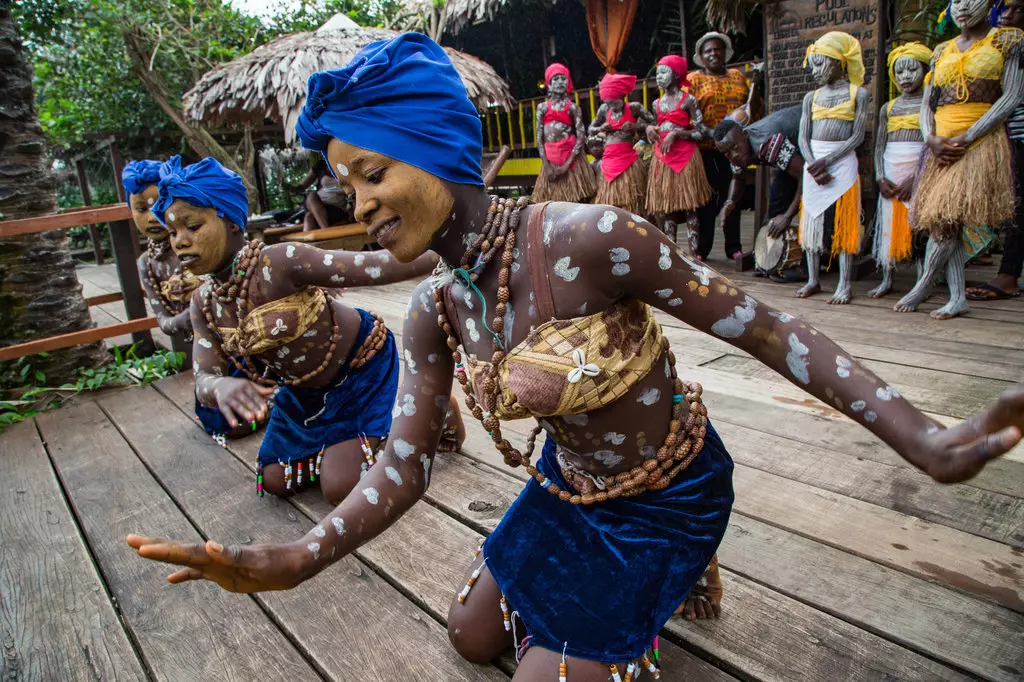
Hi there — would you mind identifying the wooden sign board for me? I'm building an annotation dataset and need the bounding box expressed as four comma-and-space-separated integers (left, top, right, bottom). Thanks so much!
765, 0, 887, 206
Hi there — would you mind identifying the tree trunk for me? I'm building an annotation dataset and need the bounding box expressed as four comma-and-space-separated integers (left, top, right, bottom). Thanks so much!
0, 3, 108, 383
121, 25, 259, 213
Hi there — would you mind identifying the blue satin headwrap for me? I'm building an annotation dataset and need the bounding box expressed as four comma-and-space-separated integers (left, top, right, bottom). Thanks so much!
121, 160, 162, 199
295, 32, 483, 187
152, 156, 249, 229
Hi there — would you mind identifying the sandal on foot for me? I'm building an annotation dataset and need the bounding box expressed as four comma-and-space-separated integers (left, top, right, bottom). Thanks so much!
966, 283, 1021, 300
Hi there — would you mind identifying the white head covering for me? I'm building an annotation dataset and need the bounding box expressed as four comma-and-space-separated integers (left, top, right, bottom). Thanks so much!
693, 32, 735, 68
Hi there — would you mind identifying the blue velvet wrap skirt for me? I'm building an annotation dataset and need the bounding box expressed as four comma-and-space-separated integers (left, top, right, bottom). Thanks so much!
482, 420, 734, 662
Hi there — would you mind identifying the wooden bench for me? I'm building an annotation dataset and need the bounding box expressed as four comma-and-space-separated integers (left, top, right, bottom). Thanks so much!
283, 223, 375, 251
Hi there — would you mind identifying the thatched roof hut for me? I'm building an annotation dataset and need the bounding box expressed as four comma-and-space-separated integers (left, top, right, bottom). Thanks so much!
183, 24, 515, 144
395, 0, 565, 39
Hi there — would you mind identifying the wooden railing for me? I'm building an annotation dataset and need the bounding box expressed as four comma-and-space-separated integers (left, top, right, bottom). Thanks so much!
0, 202, 173, 363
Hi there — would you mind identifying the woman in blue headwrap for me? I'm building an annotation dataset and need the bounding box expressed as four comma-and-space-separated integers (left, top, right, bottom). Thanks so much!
149, 155, 462, 502
129, 33, 1024, 681
123, 159, 198, 342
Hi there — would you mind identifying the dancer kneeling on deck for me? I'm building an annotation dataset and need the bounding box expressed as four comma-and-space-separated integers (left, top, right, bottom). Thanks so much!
869, 44, 933, 299
151, 155, 462, 503
129, 34, 1024, 682
588, 73, 655, 214
124, 158, 260, 441
798, 32, 869, 304
896, 0, 1023, 319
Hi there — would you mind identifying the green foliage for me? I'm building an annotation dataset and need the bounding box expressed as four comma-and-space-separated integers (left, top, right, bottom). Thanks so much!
14, 0, 405, 152
0, 346, 185, 433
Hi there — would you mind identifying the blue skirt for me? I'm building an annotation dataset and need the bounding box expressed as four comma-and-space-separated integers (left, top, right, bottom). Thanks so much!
482, 420, 734, 662
195, 363, 248, 437
257, 308, 399, 467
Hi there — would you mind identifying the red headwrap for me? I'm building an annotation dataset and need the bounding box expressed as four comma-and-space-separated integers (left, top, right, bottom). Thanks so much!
544, 62, 574, 94
657, 55, 688, 83
598, 73, 637, 101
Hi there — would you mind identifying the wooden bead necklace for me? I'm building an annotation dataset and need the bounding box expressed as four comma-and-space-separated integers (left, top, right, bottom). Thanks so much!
201, 240, 387, 387
144, 238, 183, 315
433, 197, 707, 505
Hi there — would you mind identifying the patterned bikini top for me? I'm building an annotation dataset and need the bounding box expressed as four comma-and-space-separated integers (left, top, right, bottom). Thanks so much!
442, 203, 665, 421
932, 28, 1024, 103
811, 83, 858, 121
216, 286, 327, 358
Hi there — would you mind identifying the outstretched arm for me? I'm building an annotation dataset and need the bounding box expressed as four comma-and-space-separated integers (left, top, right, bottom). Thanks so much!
129, 280, 456, 592
263, 242, 438, 292
580, 208, 1023, 482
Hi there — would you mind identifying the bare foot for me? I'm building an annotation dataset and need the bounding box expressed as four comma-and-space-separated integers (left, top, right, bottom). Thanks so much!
828, 287, 852, 305
438, 396, 466, 453
795, 282, 821, 298
893, 288, 928, 312
930, 299, 969, 320
675, 555, 724, 620
867, 283, 892, 299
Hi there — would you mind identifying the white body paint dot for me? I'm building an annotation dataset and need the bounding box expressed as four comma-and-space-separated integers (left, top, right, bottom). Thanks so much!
393, 438, 416, 459
637, 388, 661, 406
362, 487, 380, 504
336, 162, 350, 177
658, 243, 672, 270
331, 517, 345, 535
786, 333, 810, 384
711, 296, 757, 338
306, 542, 321, 560
311, 525, 326, 538
553, 256, 580, 282
598, 210, 617, 233
385, 466, 403, 486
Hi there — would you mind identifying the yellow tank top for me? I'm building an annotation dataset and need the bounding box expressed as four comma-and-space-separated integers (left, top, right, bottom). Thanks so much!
811, 83, 858, 121
932, 28, 1024, 102
886, 100, 921, 132
217, 287, 327, 357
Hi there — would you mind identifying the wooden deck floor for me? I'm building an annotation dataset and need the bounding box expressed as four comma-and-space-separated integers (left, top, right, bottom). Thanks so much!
4, 252, 1023, 681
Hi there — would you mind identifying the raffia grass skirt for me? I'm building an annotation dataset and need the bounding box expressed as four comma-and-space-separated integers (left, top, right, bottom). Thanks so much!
594, 160, 648, 214
645, 153, 712, 214
532, 160, 597, 203
910, 129, 1015, 240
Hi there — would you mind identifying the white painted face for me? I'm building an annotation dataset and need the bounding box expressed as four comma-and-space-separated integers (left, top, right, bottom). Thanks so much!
655, 65, 676, 90
951, 0, 990, 27
809, 53, 841, 88
893, 57, 925, 94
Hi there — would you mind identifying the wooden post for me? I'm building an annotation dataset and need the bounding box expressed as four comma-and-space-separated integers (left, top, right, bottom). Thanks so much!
678, 0, 689, 60
107, 139, 154, 354
74, 160, 105, 265
252, 149, 270, 214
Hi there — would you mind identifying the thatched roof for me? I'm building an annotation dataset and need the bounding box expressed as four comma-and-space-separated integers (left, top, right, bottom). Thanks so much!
183, 25, 515, 143
394, 0, 563, 38
704, 0, 759, 35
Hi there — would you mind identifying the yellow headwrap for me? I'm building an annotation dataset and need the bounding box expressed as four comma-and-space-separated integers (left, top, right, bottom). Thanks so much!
804, 31, 865, 87
887, 42, 933, 99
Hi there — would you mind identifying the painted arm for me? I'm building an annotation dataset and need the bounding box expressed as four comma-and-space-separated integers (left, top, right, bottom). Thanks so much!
129, 280, 455, 592
799, 91, 816, 161
138, 255, 189, 335
631, 102, 657, 127
264, 243, 438, 291
820, 88, 868, 165
584, 208, 1023, 482
189, 288, 274, 428
684, 94, 709, 140
920, 55, 938, 139
570, 103, 587, 161
963, 42, 1024, 144
874, 103, 890, 183
535, 102, 548, 164
587, 103, 608, 137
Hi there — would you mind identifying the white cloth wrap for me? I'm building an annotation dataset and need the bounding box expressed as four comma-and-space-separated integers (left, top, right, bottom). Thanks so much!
873, 141, 924, 264
800, 140, 860, 253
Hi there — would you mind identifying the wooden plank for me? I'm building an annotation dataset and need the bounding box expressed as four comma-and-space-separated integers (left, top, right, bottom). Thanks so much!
152, 375, 737, 682
0, 421, 147, 681
35, 402, 318, 680
0, 204, 130, 237
0, 318, 158, 362
100, 386, 503, 682
85, 291, 125, 307
285, 224, 366, 242
712, 418, 1024, 547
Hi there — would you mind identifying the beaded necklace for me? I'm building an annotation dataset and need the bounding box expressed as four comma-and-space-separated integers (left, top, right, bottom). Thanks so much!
433, 197, 708, 505
144, 239, 180, 314
201, 240, 388, 387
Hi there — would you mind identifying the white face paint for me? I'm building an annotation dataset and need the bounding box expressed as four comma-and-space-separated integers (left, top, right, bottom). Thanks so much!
331, 517, 345, 535
306, 542, 321, 560
598, 210, 617, 233
893, 57, 925, 93
362, 487, 379, 504
809, 53, 839, 88
658, 243, 672, 270
336, 161, 350, 177
711, 296, 758, 338
311, 525, 326, 538
553, 256, 580, 282
609, 247, 631, 276
147, 197, 155, 206
167, 211, 176, 222
385, 466, 403, 486
785, 333, 810, 384
637, 387, 662, 406
950, 0, 989, 27
835, 356, 852, 378
393, 438, 416, 460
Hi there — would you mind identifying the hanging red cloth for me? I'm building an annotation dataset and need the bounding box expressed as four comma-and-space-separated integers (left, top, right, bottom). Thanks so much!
585, 0, 640, 73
